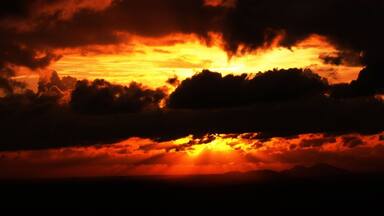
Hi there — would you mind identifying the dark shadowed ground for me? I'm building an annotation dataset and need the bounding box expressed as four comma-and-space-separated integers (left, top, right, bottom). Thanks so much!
1, 164, 383, 215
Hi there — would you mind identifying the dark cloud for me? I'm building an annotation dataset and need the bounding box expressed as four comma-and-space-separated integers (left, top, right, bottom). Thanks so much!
221, 0, 384, 94
168, 69, 328, 109
0, 89, 61, 116
166, 76, 180, 87
2, 0, 223, 48
1, 68, 384, 151
329, 83, 358, 99
0, 41, 60, 69
331, 66, 384, 97
319, 51, 362, 67
300, 136, 336, 148
0, 40, 60, 94
351, 66, 384, 95
1, 89, 384, 151
0, 78, 26, 96
70, 79, 166, 114
0, 67, 26, 96
37, 71, 77, 98
0, 0, 112, 21
341, 136, 364, 148
221, 0, 384, 54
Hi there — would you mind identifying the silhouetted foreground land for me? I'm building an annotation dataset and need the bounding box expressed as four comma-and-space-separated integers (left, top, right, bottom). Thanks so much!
1, 164, 383, 215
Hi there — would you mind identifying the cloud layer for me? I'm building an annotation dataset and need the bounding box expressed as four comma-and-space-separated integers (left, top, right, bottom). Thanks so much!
1, 132, 383, 178
0, 69, 383, 151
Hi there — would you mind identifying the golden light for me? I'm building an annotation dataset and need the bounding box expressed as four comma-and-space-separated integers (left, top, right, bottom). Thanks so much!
51, 33, 363, 88
184, 137, 233, 157
172, 134, 255, 157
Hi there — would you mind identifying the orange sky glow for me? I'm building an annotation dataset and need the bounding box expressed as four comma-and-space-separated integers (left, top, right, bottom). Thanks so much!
1, 132, 383, 179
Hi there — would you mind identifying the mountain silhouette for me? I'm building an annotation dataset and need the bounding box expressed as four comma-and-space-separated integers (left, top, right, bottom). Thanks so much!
281, 163, 350, 178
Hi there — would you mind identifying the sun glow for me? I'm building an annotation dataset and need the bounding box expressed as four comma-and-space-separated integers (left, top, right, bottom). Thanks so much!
51, 33, 362, 88
172, 134, 254, 157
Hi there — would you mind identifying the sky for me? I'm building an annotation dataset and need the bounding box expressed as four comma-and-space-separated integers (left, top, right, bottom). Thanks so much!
0, 0, 384, 178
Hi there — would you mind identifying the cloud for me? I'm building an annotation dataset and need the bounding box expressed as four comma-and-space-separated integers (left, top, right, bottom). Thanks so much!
2, 0, 223, 48
220, 0, 383, 57
0, 0, 113, 22
319, 51, 362, 67
300, 136, 336, 148
168, 69, 328, 109
0, 40, 60, 94
70, 79, 166, 114
330, 66, 384, 97
0, 41, 60, 69
341, 136, 364, 148
166, 76, 180, 87
33, 0, 113, 20
0, 67, 26, 96
351, 65, 384, 95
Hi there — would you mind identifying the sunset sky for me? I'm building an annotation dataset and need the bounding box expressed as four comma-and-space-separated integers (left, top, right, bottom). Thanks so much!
1, 0, 384, 179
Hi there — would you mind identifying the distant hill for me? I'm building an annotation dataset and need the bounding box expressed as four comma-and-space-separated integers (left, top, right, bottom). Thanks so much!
281, 163, 350, 178
159, 163, 350, 184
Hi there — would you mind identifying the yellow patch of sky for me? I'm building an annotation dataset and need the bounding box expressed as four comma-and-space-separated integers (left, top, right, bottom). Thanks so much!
51, 33, 362, 88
